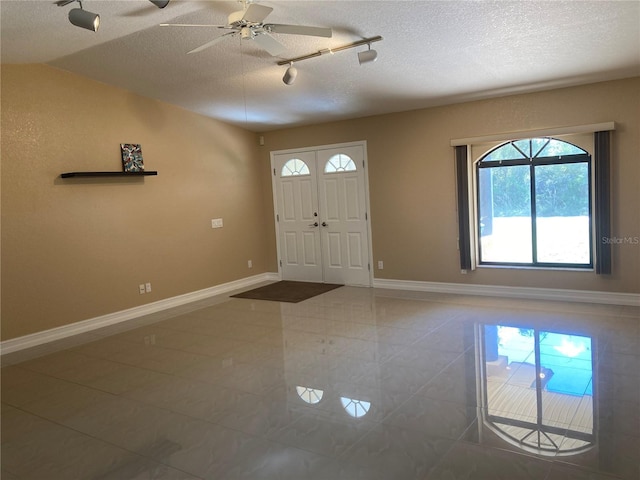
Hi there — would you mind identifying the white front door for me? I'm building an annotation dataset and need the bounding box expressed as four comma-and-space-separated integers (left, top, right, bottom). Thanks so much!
273, 151, 323, 282
317, 145, 370, 286
272, 142, 372, 286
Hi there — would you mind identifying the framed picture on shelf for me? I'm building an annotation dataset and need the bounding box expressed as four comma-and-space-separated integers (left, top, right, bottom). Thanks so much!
120, 143, 145, 172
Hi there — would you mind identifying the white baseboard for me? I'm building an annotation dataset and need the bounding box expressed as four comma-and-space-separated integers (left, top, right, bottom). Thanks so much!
3, 274, 636, 355
373, 278, 640, 307
1, 272, 280, 355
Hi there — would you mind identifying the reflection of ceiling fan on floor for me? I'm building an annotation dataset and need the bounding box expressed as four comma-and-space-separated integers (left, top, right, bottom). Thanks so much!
161, 0, 332, 56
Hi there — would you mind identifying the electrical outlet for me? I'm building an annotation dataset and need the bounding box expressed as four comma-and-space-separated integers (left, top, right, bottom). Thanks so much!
145, 282, 152, 293
139, 284, 146, 294
378, 260, 384, 270
247, 260, 252, 269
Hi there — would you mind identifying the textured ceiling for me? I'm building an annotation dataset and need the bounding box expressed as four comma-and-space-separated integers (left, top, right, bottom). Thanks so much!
2, 0, 639, 132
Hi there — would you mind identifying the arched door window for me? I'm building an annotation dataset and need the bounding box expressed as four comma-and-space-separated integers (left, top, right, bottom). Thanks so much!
324, 154, 356, 173
281, 158, 310, 177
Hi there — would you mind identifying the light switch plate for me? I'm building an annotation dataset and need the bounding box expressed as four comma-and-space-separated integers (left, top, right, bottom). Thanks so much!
211, 218, 223, 228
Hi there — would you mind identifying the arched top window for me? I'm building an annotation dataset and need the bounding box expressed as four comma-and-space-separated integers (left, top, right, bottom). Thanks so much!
281, 158, 310, 177
340, 396, 370, 418
476, 137, 592, 267
324, 154, 356, 173
480, 138, 587, 164
296, 386, 323, 404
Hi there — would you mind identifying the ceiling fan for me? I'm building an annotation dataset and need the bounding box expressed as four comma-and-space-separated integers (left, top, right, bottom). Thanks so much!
160, 0, 332, 57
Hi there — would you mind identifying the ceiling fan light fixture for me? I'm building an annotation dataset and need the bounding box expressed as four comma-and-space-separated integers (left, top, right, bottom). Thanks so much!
240, 27, 253, 40
283, 64, 297, 85
357, 44, 377, 65
149, 0, 170, 8
68, 3, 100, 32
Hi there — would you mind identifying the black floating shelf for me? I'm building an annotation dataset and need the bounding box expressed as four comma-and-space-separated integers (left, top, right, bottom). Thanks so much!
60, 171, 158, 178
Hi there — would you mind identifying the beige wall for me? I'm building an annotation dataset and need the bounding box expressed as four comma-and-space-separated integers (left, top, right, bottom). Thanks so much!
1, 64, 268, 340
260, 77, 640, 294
3, 67, 638, 341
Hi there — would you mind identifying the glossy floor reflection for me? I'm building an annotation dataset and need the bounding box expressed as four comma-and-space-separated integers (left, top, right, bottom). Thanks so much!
2, 286, 639, 479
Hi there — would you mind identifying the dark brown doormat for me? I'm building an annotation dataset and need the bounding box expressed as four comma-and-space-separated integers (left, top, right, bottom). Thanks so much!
231, 281, 343, 303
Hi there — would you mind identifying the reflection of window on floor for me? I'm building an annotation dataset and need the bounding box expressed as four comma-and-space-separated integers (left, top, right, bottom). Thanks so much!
296, 386, 323, 404
481, 324, 595, 455
340, 397, 371, 418
296, 386, 373, 418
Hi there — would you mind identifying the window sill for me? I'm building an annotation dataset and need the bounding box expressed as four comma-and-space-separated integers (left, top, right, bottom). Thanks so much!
477, 264, 594, 273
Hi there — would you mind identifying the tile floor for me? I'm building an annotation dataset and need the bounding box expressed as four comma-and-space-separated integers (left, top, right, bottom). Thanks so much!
1, 286, 639, 479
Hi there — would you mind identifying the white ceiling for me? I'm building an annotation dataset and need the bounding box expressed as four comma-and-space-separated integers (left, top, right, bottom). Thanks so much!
2, 0, 639, 132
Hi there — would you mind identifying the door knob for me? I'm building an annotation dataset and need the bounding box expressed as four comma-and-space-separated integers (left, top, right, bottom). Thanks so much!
309, 222, 319, 227
321, 222, 328, 227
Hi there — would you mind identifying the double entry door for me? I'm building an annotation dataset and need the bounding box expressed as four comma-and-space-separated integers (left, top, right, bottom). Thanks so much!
272, 143, 371, 286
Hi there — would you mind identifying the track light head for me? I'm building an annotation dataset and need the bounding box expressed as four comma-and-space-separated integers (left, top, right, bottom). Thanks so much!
357, 45, 377, 65
68, 5, 100, 32
149, 0, 170, 8
283, 64, 297, 85
277, 35, 382, 84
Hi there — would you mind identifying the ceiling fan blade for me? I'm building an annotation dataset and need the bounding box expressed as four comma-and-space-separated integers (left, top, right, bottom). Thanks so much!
160, 24, 228, 28
242, 3, 273, 23
188, 32, 236, 54
252, 32, 287, 56
266, 24, 332, 38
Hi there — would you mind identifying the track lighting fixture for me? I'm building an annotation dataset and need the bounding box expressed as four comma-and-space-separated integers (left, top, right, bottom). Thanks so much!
277, 36, 382, 84
57, 0, 99, 32
149, 0, 170, 8
283, 63, 297, 85
58, 0, 169, 32
357, 44, 378, 65
69, 6, 99, 32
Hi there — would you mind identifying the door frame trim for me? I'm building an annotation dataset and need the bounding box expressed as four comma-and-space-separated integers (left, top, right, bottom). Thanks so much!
270, 140, 373, 287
